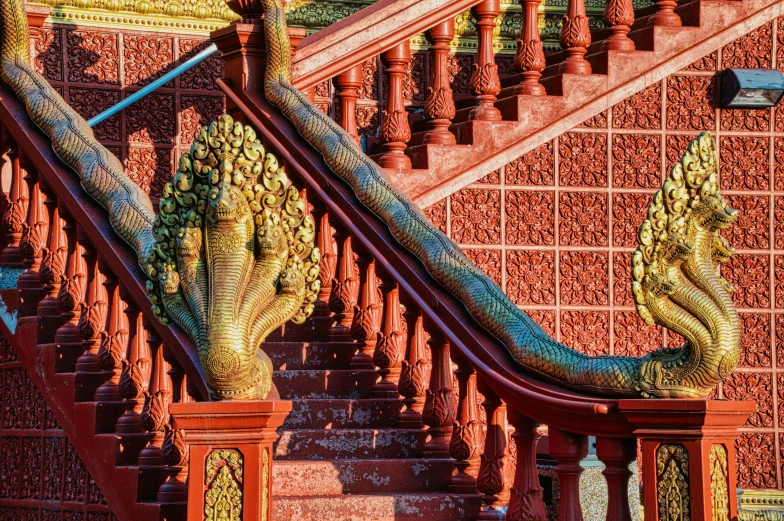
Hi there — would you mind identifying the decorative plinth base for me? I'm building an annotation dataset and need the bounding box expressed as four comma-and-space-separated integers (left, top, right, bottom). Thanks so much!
619, 399, 755, 521
169, 400, 292, 521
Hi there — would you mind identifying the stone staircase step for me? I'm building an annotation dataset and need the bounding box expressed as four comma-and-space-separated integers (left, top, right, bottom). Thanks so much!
265, 341, 358, 370
283, 398, 402, 429
273, 459, 455, 495
272, 493, 483, 521
273, 369, 379, 399
274, 428, 427, 460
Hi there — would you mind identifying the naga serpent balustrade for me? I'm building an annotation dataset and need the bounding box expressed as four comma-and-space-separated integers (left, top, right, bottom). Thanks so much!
0, 0, 740, 398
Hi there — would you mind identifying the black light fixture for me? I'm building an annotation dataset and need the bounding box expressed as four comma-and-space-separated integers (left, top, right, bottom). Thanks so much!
720, 68, 784, 108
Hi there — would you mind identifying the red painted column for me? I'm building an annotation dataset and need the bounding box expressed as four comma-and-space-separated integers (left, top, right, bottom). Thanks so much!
0, 142, 26, 267
397, 296, 428, 428
477, 382, 512, 520
171, 400, 292, 521
470, 0, 503, 121
372, 277, 403, 398
648, 0, 682, 27
558, 0, 592, 75
350, 253, 380, 370
448, 349, 481, 493
379, 42, 413, 169
514, 0, 546, 95
421, 320, 455, 457
619, 399, 755, 521
423, 19, 457, 145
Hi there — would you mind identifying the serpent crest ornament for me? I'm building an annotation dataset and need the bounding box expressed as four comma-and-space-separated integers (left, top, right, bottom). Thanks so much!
149, 115, 320, 400
0, 0, 740, 398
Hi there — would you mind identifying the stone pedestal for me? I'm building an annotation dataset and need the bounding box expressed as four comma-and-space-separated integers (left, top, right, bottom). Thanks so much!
169, 400, 292, 521
619, 399, 755, 521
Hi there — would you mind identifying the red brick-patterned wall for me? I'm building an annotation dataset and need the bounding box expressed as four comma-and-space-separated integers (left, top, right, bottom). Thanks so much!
31, 24, 226, 201
424, 20, 784, 491
0, 335, 117, 521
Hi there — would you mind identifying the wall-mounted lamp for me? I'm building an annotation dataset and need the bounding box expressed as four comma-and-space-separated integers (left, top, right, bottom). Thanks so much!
720, 68, 784, 108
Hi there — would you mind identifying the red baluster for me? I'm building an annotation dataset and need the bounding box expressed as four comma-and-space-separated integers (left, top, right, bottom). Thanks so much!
94, 262, 125, 404
55, 211, 85, 346
507, 410, 547, 521
549, 428, 589, 521
397, 297, 428, 428
116, 299, 151, 438
596, 437, 636, 521
422, 320, 455, 457
603, 0, 635, 51
335, 64, 363, 145
448, 349, 481, 493
17, 165, 47, 317
328, 229, 357, 341
371, 277, 403, 398
423, 19, 457, 145
350, 253, 380, 370
311, 210, 337, 338
558, 0, 592, 75
0, 144, 26, 266
37, 188, 66, 328
139, 329, 171, 466
158, 357, 188, 504
476, 383, 512, 520
514, 0, 547, 95
470, 0, 502, 121
378, 42, 412, 169
648, 0, 681, 27
75, 233, 105, 375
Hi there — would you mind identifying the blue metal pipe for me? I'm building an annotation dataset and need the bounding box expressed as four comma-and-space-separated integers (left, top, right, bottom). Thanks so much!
87, 43, 218, 127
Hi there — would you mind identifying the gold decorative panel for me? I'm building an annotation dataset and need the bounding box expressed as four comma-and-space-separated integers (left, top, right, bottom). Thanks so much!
657, 444, 690, 521
204, 449, 244, 521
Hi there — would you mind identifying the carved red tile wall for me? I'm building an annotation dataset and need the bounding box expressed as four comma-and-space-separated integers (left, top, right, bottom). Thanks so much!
0, 336, 117, 519
30, 24, 226, 201
426, 20, 784, 490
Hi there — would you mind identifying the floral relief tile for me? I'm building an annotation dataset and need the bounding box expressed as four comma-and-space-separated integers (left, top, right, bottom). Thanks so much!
612, 193, 650, 248
505, 142, 555, 186
724, 254, 769, 309
722, 22, 773, 69
613, 311, 663, 357
463, 249, 502, 287
506, 250, 556, 306
505, 191, 555, 246
611, 83, 662, 130
738, 313, 771, 368
450, 189, 501, 245
559, 251, 608, 306
66, 30, 119, 85
723, 195, 769, 250
720, 136, 770, 191
736, 432, 776, 489
722, 372, 773, 427
559, 311, 610, 356
558, 192, 608, 246
558, 132, 608, 187
666, 75, 715, 131
611, 134, 661, 189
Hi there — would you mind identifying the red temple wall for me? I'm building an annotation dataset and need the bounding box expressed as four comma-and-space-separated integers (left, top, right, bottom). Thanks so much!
422, 20, 784, 491
0, 335, 117, 521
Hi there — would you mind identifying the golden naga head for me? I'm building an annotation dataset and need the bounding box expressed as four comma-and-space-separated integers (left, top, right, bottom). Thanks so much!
147, 114, 320, 400
631, 132, 741, 398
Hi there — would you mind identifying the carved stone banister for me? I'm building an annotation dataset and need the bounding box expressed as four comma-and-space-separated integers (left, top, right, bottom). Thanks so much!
75, 230, 104, 374
558, 0, 592, 75
422, 320, 455, 457
398, 294, 428, 428
507, 411, 547, 521
470, 0, 503, 122
449, 348, 481, 493
602, 0, 635, 51
37, 184, 65, 329
514, 0, 546, 95
379, 41, 413, 170
335, 64, 363, 145
372, 273, 403, 398
55, 210, 85, 346
477, 383, 512, 520
0, 92, 209, 398
0, 140, 25, 266
423, 19, 457, 145
291, 0, 487, 90
595, 437, 636, 521
350, 250, 381, 370
549, 428, 588, 521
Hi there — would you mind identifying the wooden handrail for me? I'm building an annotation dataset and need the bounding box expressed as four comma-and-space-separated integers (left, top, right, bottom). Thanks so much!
291, 0, 484, 90
0, 88, 210, 400
218, 78, 634, 437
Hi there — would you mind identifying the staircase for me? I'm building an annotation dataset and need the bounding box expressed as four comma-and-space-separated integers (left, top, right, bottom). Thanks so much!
267, 338, 483, 520
0, 0, 773, 518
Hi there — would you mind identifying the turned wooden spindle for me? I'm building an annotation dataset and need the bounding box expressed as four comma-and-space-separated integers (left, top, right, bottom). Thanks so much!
335, 64, 363, 145
397, 297, 428, 428
507, 410, 547, 521
422, 320, 455, 457
558, 0, 592, 75
371, 277, 403, 398
448, 349, 481, 493
17, 165, 47, 316
648, 0, 681, 27
378, 42, 412, 169
423, 19, 457, 145
75, 233, 106, 374
602, 0, 635, 51
0, 144, 26, 266
139, 330, 171, 466
37, 191, 66, 329
596, 437, 636, 521
477, 383, 512, 520
350, 252, 380, 370
94, 263, 125, 404
470, 0, 503, 121
54, 212, 85, 346
549, 428, 589, 521
328, 228, 357, 340
514, 0, 547, 95
116, 300, 151, 435
311, 210, 337, 338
